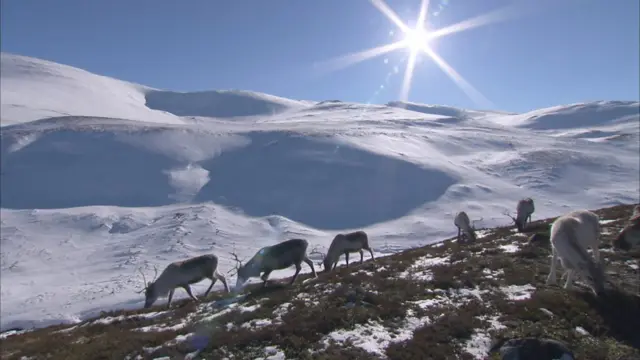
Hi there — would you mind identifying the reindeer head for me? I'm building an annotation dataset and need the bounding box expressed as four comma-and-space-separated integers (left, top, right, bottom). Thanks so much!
502, 210, 524, 232
228, 252, 247, 290
136, 266, 159, 308
612, 215, 640, 251
323, 235, 347, 272
309, 246, 328, 272
467, 217, 482, 243
583, 260, 607, 296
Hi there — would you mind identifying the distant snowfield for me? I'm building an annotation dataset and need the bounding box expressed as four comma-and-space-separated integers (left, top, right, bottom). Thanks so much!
1, 52, 639, 332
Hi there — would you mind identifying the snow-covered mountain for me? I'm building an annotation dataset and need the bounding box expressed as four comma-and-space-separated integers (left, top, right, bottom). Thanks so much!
1, 52, 638, 332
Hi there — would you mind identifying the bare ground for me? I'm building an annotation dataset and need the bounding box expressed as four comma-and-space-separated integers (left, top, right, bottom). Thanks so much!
2, 203, 639, 360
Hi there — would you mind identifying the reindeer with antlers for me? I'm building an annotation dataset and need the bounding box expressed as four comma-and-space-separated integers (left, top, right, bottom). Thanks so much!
137, 254, 229, 309
612, 205, 640, 251
229, 238, 317, 289
311, 230, 375, 272
454, 211, 481, 243
611, 205, 640, 294
504, 197, 535, 233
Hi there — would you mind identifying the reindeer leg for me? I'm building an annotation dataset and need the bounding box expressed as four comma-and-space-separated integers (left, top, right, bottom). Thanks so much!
204, 276, 218, 297
303, 257, 317, 277
261, 269, 272, 287
183, 285, 198, 302
457, 228, 461, 242
563, 270, 575, 290
368, 247, 375, 261
345, 252, 350, 267
290, 263, 302, 285
332, 262, 337, 270
592, 246, 600, 263
214, 272, 230, 293
167, 289, 175, 308
359, 250, 364, 263
560, 268, 568, 282
546, 248, 558, 285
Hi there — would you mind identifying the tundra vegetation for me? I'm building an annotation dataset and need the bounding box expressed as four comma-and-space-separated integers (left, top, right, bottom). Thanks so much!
1, 203, 639, 360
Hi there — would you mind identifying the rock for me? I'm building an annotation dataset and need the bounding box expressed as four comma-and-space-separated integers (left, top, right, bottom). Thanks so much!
489, 337, 574, 360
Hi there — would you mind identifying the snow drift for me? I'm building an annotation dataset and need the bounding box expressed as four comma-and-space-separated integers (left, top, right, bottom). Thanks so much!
0, 53, 309, 126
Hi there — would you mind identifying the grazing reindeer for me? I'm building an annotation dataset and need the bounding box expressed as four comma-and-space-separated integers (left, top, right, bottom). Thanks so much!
504, 198, 535, 232
231, 238, 317, 289
312, 231, 375, 272
137, 254, 229, 309
545, 210, 606, 295
612, 205, 640, 251
454, 211, 478, 243
612, 206, 640, 294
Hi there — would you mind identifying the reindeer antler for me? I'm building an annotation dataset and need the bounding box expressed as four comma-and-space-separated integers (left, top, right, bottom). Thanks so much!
227, 251, 243, 276
309, 246, 326, 266
151, 265, 159, 283
135, 264, 159, 294
502, 210, 516, 222
135, 268, 148, 294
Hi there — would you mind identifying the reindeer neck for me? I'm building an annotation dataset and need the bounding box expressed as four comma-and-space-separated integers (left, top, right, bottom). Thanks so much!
152, 271, 174, 295
327, 240, 345, 259
243, 253, 266, 274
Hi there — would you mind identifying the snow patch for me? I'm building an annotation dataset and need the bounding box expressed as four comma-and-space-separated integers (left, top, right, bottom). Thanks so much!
501, 284, 537, 300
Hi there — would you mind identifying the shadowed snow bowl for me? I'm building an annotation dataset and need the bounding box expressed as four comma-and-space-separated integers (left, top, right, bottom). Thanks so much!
1, 129, 456, 229
0, 127, 249, 209
144, 89, 305, 118
194, 131, 456, 229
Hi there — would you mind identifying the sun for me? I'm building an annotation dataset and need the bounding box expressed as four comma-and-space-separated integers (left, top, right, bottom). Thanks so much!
402, 27, 432, 53
314, 0, 546, 106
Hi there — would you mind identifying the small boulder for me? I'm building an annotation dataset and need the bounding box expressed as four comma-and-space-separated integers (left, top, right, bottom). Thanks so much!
489, 337, 574, 360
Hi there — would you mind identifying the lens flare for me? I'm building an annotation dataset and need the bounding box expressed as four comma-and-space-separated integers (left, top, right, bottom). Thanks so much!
313, 0, 559, 106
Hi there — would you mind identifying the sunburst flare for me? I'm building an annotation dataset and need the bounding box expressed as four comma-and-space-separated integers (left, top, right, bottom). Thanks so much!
314, 0, 551, 106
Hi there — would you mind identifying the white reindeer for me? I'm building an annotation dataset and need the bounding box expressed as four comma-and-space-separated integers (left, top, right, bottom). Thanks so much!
454, 211, 479, 243
545, 210, 606, 295
138, 254, 229, 309
231, 238, 317, 289
505, 198, 535, 233
312, 230, 375, 272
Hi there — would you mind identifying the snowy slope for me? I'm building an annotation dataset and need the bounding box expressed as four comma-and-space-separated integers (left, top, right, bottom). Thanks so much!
0, 53, 309, 126
1, 53, 639, 332
488, 100, 639, 130
386, 100, 510, 119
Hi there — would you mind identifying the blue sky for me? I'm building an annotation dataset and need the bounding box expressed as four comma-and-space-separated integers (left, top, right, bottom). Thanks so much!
2, 0, 638, 112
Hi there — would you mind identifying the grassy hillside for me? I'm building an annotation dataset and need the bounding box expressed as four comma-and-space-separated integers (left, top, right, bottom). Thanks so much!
2, 203, 639, 360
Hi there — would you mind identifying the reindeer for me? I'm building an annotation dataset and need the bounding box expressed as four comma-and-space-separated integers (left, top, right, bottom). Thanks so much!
504, 198, 535, 233
311, 231, 375, 272
137, 254, 229, 309
454, 211, 478, 243
545, 209, 606, 295
611, 205, 640, 294
612, 205, 640, 251
230, 238, 317, 289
